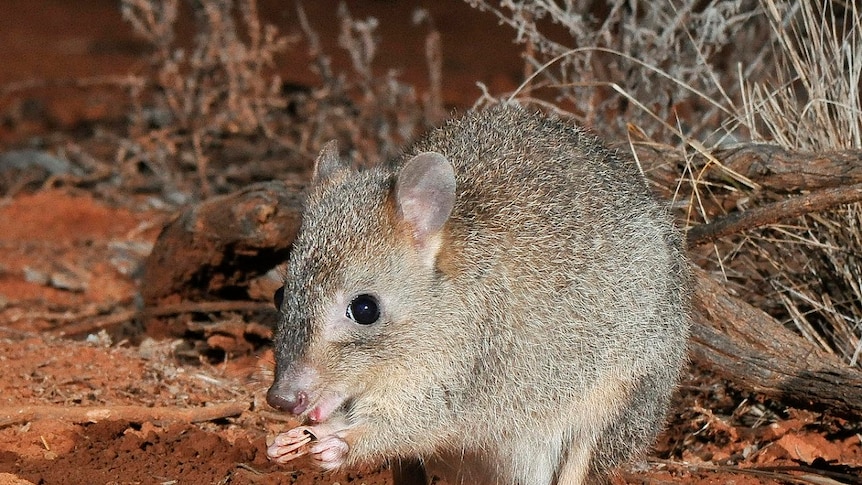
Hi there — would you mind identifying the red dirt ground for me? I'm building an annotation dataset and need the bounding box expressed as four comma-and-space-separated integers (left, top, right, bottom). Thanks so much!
0, 1, 860, 484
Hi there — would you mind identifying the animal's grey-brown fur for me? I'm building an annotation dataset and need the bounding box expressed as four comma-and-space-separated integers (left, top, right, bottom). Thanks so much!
268, 104, 691, 485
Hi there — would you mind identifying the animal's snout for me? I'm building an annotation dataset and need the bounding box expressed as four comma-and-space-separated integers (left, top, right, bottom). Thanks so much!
267, 383, 309, 415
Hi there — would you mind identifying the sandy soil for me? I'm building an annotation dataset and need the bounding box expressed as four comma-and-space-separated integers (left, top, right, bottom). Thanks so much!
0, 1, 860, 484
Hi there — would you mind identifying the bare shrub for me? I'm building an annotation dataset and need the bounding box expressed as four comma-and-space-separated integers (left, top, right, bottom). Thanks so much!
287, 3, 443, 168
120, 0, 290, 197
118, 0, 440, 198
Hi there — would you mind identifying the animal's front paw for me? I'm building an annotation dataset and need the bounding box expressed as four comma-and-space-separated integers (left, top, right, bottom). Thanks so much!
308, 434, 350, 470
267, 420, 352, 469
267, 426, 315, 464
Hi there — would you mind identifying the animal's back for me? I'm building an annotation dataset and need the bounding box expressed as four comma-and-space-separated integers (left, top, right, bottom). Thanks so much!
403, 105, 690, 483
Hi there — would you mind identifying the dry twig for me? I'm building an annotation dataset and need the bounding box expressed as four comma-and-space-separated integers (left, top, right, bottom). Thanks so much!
687, 183, 862, 247
0, 402, 249, 428
645, 458, 861, 485
48, 300, 271, 337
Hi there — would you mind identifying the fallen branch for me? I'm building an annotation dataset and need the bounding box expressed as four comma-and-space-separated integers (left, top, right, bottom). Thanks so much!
146, 300, 272, 317
689, 267, 862, 419
142, 180, 302, 308
49, 309, 138, 337
687, 182, 862, 247
0, 401, 249, 428
719, 145, 862, 192
638, 144, 862, 194
643, 458, 862, 485
47, 301, 271, 337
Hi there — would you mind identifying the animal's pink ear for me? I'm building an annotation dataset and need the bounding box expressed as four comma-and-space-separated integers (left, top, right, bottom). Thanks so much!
312, 140, 349, 183
395, 152, 456, 245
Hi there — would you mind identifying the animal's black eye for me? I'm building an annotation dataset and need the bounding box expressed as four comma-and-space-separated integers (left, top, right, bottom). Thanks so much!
346, 294, 380, 325
273, 285, 285, 310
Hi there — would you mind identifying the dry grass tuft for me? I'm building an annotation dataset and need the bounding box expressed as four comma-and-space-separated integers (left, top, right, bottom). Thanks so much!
467, 0, 766, 144
741, 1, 862, 150
734, 0, 862, 366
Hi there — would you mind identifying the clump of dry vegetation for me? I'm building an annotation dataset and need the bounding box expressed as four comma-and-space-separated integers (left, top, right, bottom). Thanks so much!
467, 0, 862, 367
120, 0, 290, 197
736, 0, 862, 367
288, 3, 444, 168
742, 1, 861, 150
467, 0, 767, 143
118, 0, 441, 198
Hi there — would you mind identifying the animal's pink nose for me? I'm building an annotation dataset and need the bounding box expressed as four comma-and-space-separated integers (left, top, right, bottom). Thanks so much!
266, 385, 309, 415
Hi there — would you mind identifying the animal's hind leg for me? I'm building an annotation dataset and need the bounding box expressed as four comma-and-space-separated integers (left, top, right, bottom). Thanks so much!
554, 441, 592, 485
556, 441, 618, 485
586, 370, 675, 483
555, 374, 637, 485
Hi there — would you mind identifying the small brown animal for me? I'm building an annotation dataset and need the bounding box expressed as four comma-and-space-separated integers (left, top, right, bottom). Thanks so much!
266, 104, 691, 485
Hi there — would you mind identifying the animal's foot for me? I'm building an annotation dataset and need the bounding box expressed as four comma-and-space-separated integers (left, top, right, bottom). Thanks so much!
309, 434, 350, 470
267, 422, 351, 470
267, 426, 316, 464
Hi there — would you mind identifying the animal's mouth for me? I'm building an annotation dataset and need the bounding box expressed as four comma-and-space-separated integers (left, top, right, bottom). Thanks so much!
305, 391, 349, 424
